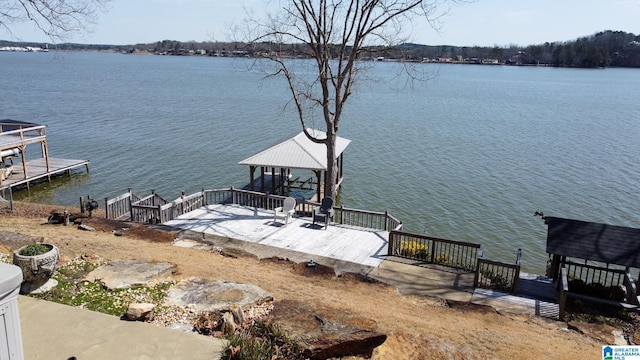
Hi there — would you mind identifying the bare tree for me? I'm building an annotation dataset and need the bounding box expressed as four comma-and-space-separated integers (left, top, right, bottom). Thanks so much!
247, 0, 463, 201
0, 0, 110, 40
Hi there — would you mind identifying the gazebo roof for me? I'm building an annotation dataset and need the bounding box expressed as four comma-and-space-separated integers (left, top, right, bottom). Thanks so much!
238, 129, 351, 171
545, 217, 640, 267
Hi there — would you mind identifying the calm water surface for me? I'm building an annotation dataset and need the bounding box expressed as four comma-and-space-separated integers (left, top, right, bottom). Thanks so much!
1, 51, 639, 273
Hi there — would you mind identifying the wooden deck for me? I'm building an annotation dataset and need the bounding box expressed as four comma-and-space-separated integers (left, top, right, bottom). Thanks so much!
0, 157, 89, 190
471, 288, 560, 319
471, 273, 560, 319
164, 203, 388, 267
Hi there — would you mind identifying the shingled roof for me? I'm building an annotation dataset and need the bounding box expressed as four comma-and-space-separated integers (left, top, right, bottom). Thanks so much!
545, 217, 640, 267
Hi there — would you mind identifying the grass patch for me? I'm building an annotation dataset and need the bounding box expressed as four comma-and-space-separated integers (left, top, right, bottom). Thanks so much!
224, 321, 301, 360
27, 257, 174, 317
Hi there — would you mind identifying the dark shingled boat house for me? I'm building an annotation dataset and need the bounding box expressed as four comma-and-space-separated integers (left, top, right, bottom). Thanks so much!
544, 216, 640, 308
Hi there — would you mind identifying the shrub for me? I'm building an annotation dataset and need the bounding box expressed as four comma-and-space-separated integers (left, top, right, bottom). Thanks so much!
224, 321, 300, 360
400, 240, 428, 260
433, 254, 452, 266
19, 243, 51, 256
482, 270, 512, 292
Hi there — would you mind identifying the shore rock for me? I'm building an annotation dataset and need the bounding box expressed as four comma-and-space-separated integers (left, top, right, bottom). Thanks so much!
165, 278, 272, 313
266, 299, 387, 359
125, 303, 156, 321
85, 259, 176, 289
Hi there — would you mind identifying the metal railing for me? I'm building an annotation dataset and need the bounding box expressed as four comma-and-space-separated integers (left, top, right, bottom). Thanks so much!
474, 249, 522, 294
388, 230, 481, 271
563, 260, 632, 302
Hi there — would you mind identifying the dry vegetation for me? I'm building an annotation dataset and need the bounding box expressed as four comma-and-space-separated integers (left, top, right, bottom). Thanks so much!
0, 202, 606, 359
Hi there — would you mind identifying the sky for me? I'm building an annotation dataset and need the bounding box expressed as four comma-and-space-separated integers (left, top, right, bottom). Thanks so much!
5, 0, 640, 47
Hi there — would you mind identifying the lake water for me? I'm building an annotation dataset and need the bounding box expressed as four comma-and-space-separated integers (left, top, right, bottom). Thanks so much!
1, 51, 639, 274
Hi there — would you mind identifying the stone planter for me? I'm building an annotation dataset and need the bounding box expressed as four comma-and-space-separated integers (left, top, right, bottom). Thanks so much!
13, 243, 60, 294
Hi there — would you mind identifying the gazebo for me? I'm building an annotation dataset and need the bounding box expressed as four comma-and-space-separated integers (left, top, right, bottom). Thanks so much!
544, 216, 640, 306
238, 129, 351, 201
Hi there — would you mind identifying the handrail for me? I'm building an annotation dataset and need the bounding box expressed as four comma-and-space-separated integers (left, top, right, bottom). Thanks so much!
104, 189, 134, 220
0, 125, 47, 137
203, 188, 402, 231
105, 187, 403, 231
474, 257, 521, 294
563, 260, 627, 290
389, 230, 481, 271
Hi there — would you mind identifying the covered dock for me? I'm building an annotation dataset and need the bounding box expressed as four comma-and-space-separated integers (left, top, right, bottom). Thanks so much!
238, 129, 350, 201
0, 119, 89, 192
543, 216, 640, 316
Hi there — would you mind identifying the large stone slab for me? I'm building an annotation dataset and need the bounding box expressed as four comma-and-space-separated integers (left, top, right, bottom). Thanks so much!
166, 278, 272, 313
266, 299, 387, 359
85, 259, 176, 289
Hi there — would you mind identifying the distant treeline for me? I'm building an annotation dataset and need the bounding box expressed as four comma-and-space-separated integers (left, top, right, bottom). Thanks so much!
2, 30, 639, 68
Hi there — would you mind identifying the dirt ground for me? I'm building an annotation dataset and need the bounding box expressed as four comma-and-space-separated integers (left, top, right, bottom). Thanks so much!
0, 202, 603, 359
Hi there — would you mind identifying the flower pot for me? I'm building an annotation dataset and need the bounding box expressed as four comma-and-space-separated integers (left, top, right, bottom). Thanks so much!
13, 243, 59, 294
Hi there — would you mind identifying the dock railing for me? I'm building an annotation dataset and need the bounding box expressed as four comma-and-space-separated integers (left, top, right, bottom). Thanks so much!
562, 259, 638, 303
474, 249, 522, 294
130, 191, 168, 223
158, 191, 208, 223
104, 189, 141, 220
106, 187, 403, 232
388, 230, 481, 271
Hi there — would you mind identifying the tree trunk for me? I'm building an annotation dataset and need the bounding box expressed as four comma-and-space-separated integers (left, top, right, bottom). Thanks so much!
324, 130, 338, 200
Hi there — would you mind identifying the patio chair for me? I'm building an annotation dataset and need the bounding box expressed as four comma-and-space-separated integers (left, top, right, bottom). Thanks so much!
312, 197, 334, 229
273, 197, 296, 226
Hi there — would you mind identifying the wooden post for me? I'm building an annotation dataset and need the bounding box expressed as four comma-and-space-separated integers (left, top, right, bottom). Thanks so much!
271, 167, 275, 194
104, 197, 109, 219
19, 145, 27, 179
384, 211, 389, 231
558, 266, 569, 321
315, 170, 322, 201
128, 188, 134, 221
249, 166, 255, 191
473, 260, 482, 289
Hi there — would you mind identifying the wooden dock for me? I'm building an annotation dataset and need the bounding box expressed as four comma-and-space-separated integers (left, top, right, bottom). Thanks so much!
1, 119, 89, 192
0, 157, 89, 190
164, 203, 388, 267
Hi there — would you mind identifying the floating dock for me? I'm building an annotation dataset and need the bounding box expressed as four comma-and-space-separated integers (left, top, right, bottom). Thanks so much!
0, 119, 89, 192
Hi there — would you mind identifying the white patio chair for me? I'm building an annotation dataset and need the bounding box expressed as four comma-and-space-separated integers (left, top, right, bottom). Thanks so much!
273, 197, 296, 226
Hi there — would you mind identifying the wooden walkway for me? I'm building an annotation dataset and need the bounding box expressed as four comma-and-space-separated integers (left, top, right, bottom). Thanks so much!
164, 204, 389, 267
0, 157, 89, 190
471, 273, 560, 319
